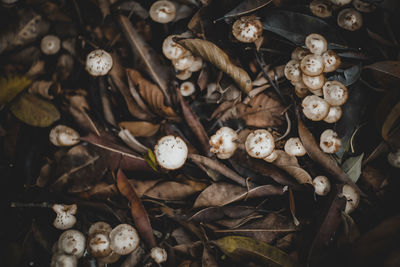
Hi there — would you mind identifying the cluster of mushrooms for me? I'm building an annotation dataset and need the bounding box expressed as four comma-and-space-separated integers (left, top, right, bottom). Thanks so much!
310, 0, 374, 31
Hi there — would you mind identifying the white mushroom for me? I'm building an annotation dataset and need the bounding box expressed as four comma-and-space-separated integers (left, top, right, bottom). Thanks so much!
232, 15, 263, 43
388, 150, 400, 168
88, 221, 112, 235
329, 0, 352, 6
172, 52, 195, 71
341, 184, 360, 214
41, 35, 61, 55
284, 137, 306, 156
154, 135, 188, 170
322, 50, 341, 72
149, 0, 176, 23
175, 69, 192, 80
313, 176, 331, 196
58, 230, 86, 258
300, 54, 325, 76
320, 129, 341, 153
310, 0, 332, 18
291, 47, 310, 61
86, 49, 113, 76
109, 224, 140, 255
337, 8, 363, 31
323, 106, 342, 123
284, 60, 302, 82
188, 57, 203, 72
150, 247, 168, 264
52, 204, 77, 230
87, 231, 112, 258
49, 125, 80, 147
305, 34, 328, 55
245, 129, 275, 159
180, 81, 196, 97
302, 95, 330, 121
264, 150, 278, 162
302, 73, 325, 90
209, 127, 239, 159
162, 35, 187, 60
352, 0, 376, 13
51, 253, 77, 267
322, 80, 348, 106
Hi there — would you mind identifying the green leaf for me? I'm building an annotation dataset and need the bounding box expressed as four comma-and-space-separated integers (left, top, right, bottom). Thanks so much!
10, 93, 60, 127
0, 76, 31, 105
214, 236, 298, 267
144, 149, 158, 172
342, 153, 364, 183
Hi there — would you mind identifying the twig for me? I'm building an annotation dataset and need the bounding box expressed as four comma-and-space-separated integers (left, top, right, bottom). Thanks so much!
275, 112, 291, 141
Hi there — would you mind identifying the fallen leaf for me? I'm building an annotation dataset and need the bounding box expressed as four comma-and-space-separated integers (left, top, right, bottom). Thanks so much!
190, 206, 258, 223
216, 0, 273, 22
272, 150, 313, 185
288, 187, 300, 226
0, 76, 31, 105
119, 121, 160, 137
79, 182, 117, 199
28, 80, 53, 99
202, 246, 218, 267
342, 153, 364, 183
328, 65, 361, 87
381, 101, 400, 142
362, 61, 400, 90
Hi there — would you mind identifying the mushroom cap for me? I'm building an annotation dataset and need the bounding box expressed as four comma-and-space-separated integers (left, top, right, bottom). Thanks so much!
302, 73, 325, 90
151, 247, 168, 264
245, 129, 275, 159
88, 221, 112, 235
309, 87, 323, 96
284, 137, 306, 156
291, 47, 310, 61
322, 50, 341, 72
337, 8, 363, 31
284, 60, 302, 82
264, 150, 278, 162
209, 127, 239, 159
232, 15, 263, 43
305, 34, 328, 55
87, 231, 112, 258
313, 176, 331, 196
109, 224, 140, 255
329, 0, 352, 6
310, 0, 332, 18
302, 95, 330, 121
50, 125, 80, 147
51, 253, 78, 267
323, 106, 342, 123
353, 0, 376, 13
172, 52, 195, 70
188, 57, 203, 72
154, 135, 188, 170
175, 69, 192, 80
180, 81, 196, 97
58, 230, 86, 258
323, 80, 348, 106
41, 35, 61, 55
300, 54, 325, 76
86, 49, 113, 76
162, 35, 187, 60
320, 129, 341, 153
52, 204, 77, 230
99, 251, 121, 264
342, 184, 360, 213
149, 0, 176, 23
388, 150, 400, 168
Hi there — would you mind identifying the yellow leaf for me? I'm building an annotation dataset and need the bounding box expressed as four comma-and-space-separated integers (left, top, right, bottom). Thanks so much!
0, 76, 31, 105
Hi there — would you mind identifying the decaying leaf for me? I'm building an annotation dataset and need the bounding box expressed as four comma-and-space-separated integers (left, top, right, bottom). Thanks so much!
0, 76, 31, 105
216, 0, 273, 22
272, 150, 313, 185
119, 121, 160, 137
342, 153, 364, 183
177, 38, 252, 94
28, 80, 53, 99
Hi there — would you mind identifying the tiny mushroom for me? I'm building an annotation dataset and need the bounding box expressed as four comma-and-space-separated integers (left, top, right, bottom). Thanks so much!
149, 0, 176, 23
245, 129, 275, 159
323, 80, 348, 106
329, 0, 352, 6
150, 247, 168, 264
313, 176, 331, 196
49, 125, 80, 147
175, 69, 192, 80
87, 231, 112, 258
58, 230, 86, 258
172, 52, 195, 70
305, 34, 327, 55
264, 150, 278, 162
52, 204, 77, 230
86, 49, 113, 76
323, 106, 342, 123
302, 73, 325, 90
302, 95, 330, 121
232, 15, 263, 43
162, 35, 187, 60
387, 150, 400, 168
291, 47, 310, 61
284, 137, 306, 157
41, 35, 61, 55
352, 0, 376, 13
322, 50, 341, 72
188, 57, 203, 72
310, 0, 332, 18
51, 253, 77, 267
284, 60, 302, 82
341, 184, 360, 213
337, 8, 363, 31
88, 221, 112, 236
320, 129, 342, 153
154, 135, 188, 170
109, 224, 140, 255
180, 81, 196, 97
300, 54, 325, 76
209, 127, 239, 159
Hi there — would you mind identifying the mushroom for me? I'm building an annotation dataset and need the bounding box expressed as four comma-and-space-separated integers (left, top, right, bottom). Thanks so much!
176, 69, 192, 80
300, 54, 325, 76
295, 85, 310, 98
264, 150, 278, 162
329, 0, 352, 6
320, 129, 341, 153
209, 127, 239, 159
305, 34, 328, 55
172, 52, 195, 71
302, 95, 330, 121
41, 35, 61, 55
52, 204, 77, 230
180, 81, 196, 96
322, 80, 348, 106
150, 247, 168, 264
154, 135, 188, 170
387, 150, 400, 168
149, 0, 176, 23
310, 0, 332, 18
341, 184, 360, 214
322, 50, 341, 72
323, 106, 342, 123
162, 35, 187, 60
337, 8, 363, 31
49, 125, 80, 147
284, 137, 306, 156
232, 15, 263, 43
87, 231, 112, 258
188, 57, 203, 72
86, 49, 113, 76
109, 224, 140, 255
284, 60, 302, 82
302, 73, 325, 90
309, 87, 323, 96
58, 230, 86, 258
291, 47, 310, 61
51, 253, 77, 267
88, 221, 112, 235
245, 129, 275, 159
313, 176, 331, 196
352, 0, 376, 13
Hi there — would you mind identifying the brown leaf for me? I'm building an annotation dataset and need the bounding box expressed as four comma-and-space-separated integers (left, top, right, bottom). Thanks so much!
28, 80, 53, 99
119, 121, 160, 137
79, 182, 117, 199
202, 246, 218, 267
116, 169, 157, 248
190, 206, 258, 223
142, 180, 207, 200
177, 38, 252, 94
272, 150, 313, 185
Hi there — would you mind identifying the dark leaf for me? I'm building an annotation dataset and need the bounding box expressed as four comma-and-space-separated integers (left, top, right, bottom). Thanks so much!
362, 61, 400, 90
190, 206, 257, 223
328, 65, 361, 87
202, 246, 218, 267
216, 0, 273, 22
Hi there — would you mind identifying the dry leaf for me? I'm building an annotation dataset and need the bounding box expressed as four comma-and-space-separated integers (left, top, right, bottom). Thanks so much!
0, 76, 31, 105
119, 121, 160, 137
28, 80, 53, 99
140, 180, 207, 201
272, 150, 313, 185
177, 38, 252, 94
